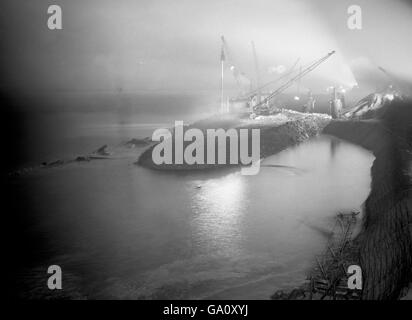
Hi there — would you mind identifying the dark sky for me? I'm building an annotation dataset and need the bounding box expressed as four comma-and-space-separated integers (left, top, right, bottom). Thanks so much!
1, 0, 412, 94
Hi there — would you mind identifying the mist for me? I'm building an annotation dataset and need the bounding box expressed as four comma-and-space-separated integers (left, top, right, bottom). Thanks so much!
1, 0, 412, 95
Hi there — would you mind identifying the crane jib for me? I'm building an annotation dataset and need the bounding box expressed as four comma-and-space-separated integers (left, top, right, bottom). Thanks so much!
254, 51, 336, 109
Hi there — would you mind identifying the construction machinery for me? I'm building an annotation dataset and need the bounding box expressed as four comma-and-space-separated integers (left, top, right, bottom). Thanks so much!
219, 36, 336, 116
220, 36, 252, 113
252, 50, 336, 115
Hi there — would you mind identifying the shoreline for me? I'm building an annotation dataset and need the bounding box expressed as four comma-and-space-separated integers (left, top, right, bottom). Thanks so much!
137, 111, 331, 170
323, 104, 412, 299
273, 98, 412, 299
9, 101, 411, 300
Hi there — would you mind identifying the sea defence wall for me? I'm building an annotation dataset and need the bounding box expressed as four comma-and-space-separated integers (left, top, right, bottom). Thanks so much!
323, 100, 412, 299
137, 112, 330, 170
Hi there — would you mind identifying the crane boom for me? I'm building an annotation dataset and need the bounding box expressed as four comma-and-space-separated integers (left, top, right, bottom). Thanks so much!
254, 51, 336, 111
238, 57, 300, 100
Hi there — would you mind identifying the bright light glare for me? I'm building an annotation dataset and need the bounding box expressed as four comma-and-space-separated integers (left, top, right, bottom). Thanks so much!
385, 94, 394, 101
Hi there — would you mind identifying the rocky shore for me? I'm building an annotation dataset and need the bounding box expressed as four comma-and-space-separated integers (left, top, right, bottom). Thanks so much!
11, 98, 410, 300
323, 98, 412, 299
272, 98, 411, 300
137, 111, 331, 170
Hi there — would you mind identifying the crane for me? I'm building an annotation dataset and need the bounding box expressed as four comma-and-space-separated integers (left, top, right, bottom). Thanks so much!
253, 51, 336, 114
220, 36, 225, 112
239, 57, 300, 100
251, 41, 261, 104
220, 36, 252, 96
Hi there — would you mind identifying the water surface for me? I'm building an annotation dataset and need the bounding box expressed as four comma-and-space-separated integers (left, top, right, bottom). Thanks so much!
15, 134, 374, 299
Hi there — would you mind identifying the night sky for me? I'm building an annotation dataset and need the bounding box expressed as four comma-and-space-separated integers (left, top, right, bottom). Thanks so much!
1, 0, 412, 94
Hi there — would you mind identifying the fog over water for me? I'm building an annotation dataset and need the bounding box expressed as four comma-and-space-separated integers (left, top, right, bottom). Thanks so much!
4, 0, 405, 300
15, 134, 374, 299
3, 0, 412, 165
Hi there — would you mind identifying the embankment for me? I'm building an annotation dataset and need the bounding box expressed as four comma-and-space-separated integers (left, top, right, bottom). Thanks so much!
137, 112, 330, 170
323, 99, 412, 299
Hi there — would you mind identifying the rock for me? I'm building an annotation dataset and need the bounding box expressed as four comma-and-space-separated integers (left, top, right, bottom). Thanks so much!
75, 156, 90, 162
94, 144, 111, 156
47, 159, 65, 166
137, 111, 331, 171
325, 98, 412, 299
343, 91, 402, 120
270, 290, 289, 300
287, 288, 307, 300
124, 137, 152, 148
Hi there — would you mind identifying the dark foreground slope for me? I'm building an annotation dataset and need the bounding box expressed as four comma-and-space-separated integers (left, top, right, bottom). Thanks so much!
324, 98, 412, 299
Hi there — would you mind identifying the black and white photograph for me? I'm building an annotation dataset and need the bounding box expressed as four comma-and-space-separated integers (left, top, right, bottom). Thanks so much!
2, 0, 412, 309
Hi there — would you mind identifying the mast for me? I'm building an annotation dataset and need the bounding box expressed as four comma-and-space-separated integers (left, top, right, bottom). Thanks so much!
220, 36, 226, 113
251, 41, 261, 104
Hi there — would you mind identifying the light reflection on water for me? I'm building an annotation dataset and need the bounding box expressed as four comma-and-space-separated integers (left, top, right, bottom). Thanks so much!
187, 135, 374, 263
191, 173, 247, 257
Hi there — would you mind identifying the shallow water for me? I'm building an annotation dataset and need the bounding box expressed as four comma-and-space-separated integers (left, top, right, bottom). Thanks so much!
15, 134, 374, 299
